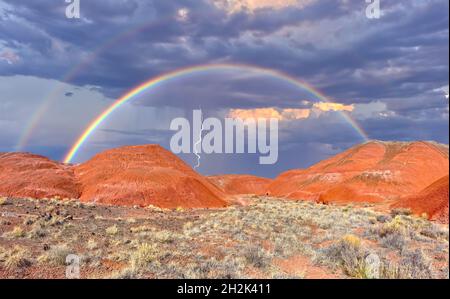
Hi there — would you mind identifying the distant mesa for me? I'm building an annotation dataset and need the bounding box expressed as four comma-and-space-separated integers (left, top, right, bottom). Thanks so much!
392, 176, 449, 224
208, 174, 272, 196
0, 152, 80, 199
267, 141, 449, 204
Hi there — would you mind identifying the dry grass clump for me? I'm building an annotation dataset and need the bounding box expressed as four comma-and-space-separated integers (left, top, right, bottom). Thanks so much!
3, 226, 25, 238
180, 256, 245, 279
320, 234, 370, 278
37, 245, 72, 266
391, 208, 412, 217
86, 239, 98, 250
107, 250, 130, 263
106, 225, 119, 236
369, 214, 448, 252
370, 216, 411, 251
378, 216, 408, 237
419, 224, 449, 241
109, 267, 139, 279
27, 225, 47, 239
48, 215, 67, 227
152, 230, 178, 243
381, 249, 434, 279
149, 252, 248, 279
130, 225, 153, 233
320, 232, 437, 279
243, 246, 271, 269
0, 246, 32, 269
0, 197, 9, 206
342, 234, 362, 247
130, 243, 159, 270
380, 232, 407, 251
144, 205, 167, 212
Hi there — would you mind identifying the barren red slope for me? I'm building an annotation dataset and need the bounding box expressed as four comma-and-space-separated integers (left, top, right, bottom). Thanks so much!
0, 152, 80, 199
267, 141, 449, 203
75, 145, 229, 208
208, 174, 272, 196
392, 176, 449, 223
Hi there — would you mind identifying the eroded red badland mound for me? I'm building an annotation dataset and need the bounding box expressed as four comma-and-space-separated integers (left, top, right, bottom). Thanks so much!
2, 141, 448, 211
392, 176, 449, 223
208, 175, 272, 196
267, 141, 449, 204
0, 153, 80, 199
75, 145, 229, 209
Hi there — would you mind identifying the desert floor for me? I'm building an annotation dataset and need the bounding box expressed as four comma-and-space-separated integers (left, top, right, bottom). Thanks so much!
0, 197, 448, 279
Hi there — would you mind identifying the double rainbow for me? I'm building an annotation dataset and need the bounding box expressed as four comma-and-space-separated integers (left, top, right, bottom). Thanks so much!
63, 63, 369, 164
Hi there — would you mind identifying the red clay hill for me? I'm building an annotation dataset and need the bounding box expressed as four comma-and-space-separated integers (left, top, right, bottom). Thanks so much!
267, 141, 449, 204
0, 146, 229, 209
1, 141, 448, 215
74, 145, 229, 208
0, 152, 80, 199
392, 176, 449, 224
208, 175, 272, 196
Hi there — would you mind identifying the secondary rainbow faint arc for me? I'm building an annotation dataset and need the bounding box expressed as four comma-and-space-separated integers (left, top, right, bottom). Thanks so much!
63, 63, 369, 164
16, 10, 224, 151
15, 17, 173, 151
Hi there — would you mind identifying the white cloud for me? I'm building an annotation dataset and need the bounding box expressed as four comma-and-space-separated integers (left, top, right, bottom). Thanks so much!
176, 8, 190, 22
0, 49, 20, 65
228, 102, 355, 121
229, 107, 310, 120
433, 85, 449, 100
214, 0, 315, 14
312, 102, 354, 112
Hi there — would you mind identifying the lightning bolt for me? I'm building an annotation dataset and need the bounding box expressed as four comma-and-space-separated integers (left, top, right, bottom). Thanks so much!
194, 109, 204, 170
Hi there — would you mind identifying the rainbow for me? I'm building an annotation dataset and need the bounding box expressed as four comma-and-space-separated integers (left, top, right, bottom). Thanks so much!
63, 63, 369, 163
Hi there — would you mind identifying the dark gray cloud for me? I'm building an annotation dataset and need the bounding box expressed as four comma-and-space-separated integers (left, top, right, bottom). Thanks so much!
1, 0, 447, 97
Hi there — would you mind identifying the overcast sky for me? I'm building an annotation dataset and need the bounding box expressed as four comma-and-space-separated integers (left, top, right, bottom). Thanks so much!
0, 0, 448, 177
